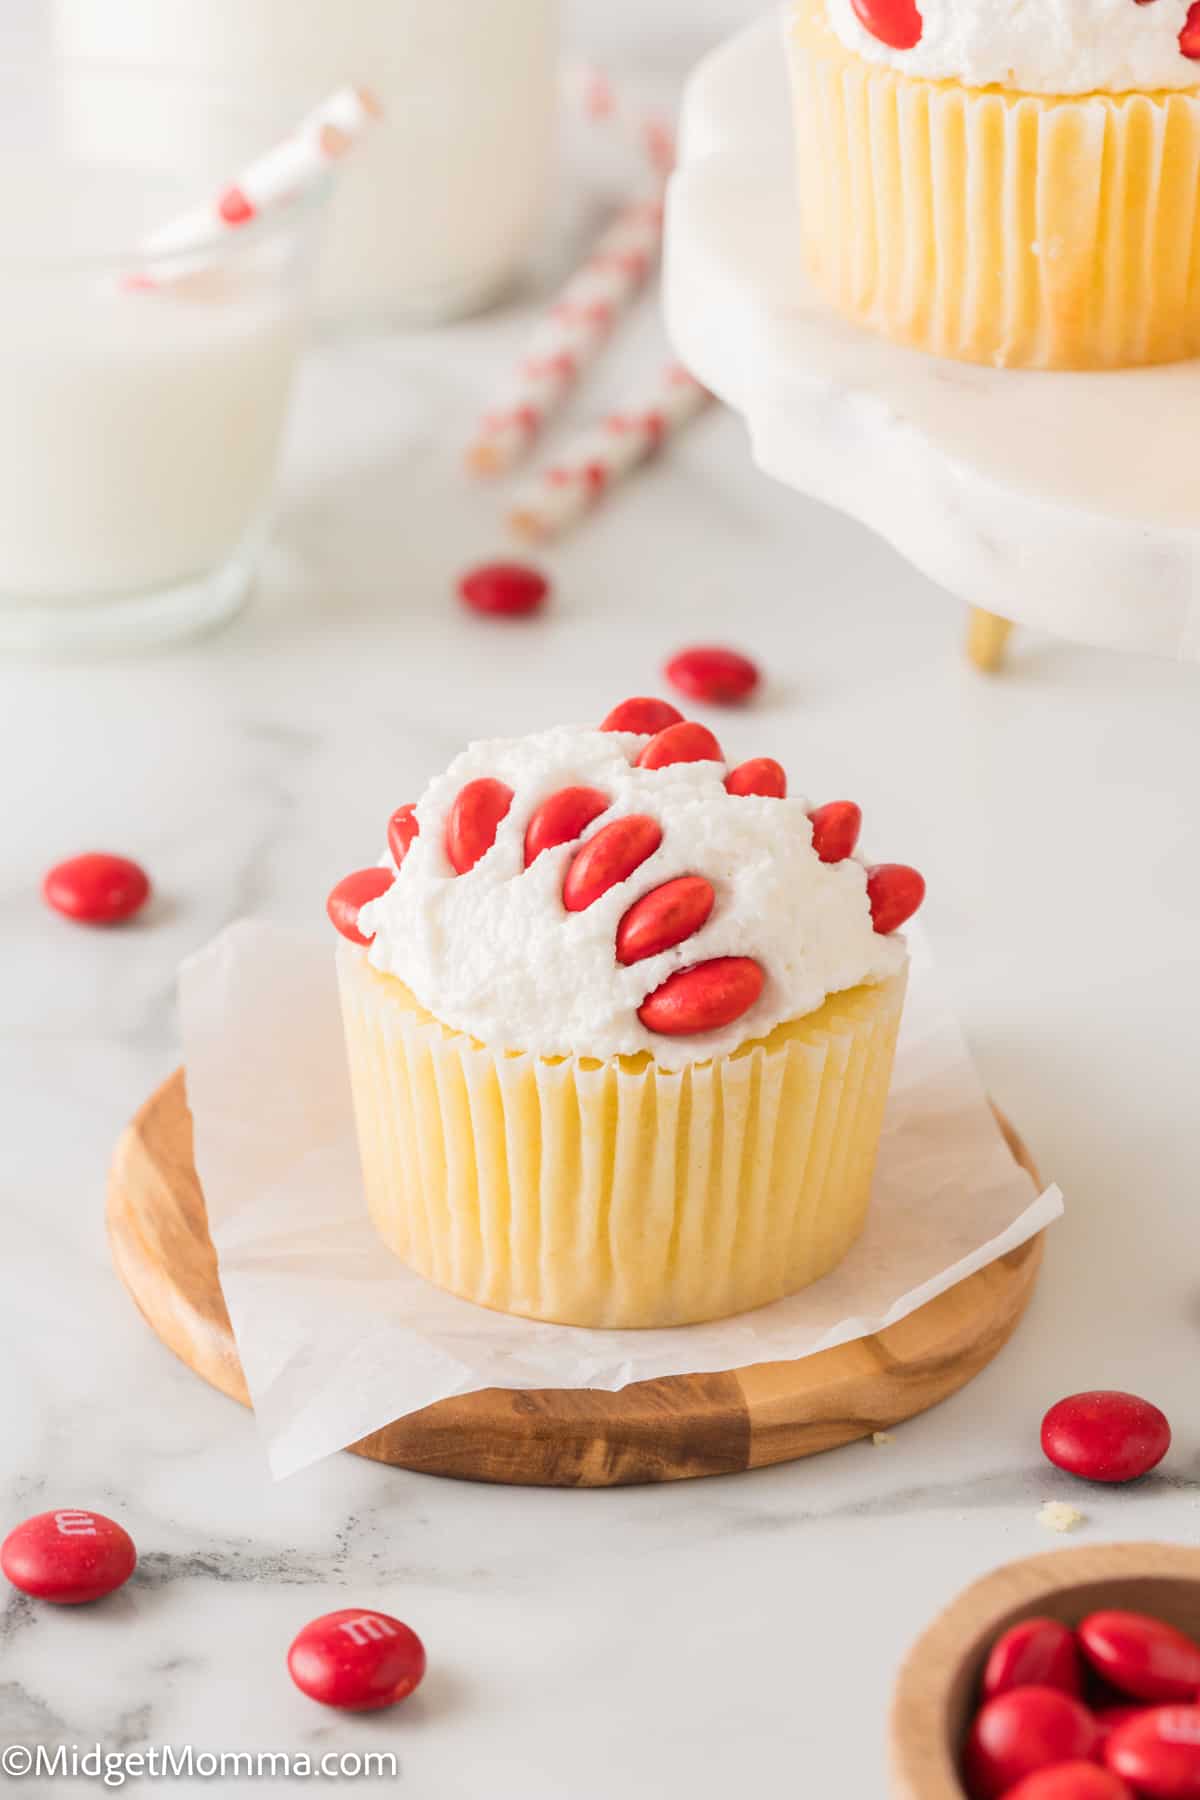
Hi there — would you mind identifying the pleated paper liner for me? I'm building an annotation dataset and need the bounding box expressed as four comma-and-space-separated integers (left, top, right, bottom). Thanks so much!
337, 948, 907, 1330
789, 1, 1200, 369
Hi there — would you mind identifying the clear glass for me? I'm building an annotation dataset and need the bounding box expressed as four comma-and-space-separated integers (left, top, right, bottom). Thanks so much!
0, 62, 330, 655
51, 0, 560, 327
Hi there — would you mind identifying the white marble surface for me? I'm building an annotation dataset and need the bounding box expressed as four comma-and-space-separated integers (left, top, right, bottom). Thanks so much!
667, 17, 1200, 658
4, 5, 1200, 1795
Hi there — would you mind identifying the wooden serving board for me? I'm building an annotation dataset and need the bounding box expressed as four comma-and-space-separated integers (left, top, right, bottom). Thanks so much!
107, 1071, 1045, 1488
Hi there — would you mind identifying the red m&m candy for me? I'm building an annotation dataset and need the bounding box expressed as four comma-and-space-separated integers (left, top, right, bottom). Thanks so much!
1079, 1612, 1200, 1705
1, 1509, 137, 1605
288, 1609, 426, 1712
43, 853, 151, 926
982, 1618, 1083, 1701
964, 1687, 1099, 1799
664, 645, 760, 706
600, 697, 683, 736
850, 0, 923, 49
1041, 1392, 1171, 1485
1106, 1705, 1200, 1798
457, 561, 549, 618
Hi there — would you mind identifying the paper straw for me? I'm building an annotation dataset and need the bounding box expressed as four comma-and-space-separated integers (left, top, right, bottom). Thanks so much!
506, 365, 711, 542
465, 194, 668, 476
126, 84, 380, 284
563, 62, 678, 179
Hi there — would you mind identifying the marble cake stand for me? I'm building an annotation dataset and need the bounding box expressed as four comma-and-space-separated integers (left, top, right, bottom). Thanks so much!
663, 16, 1200, 670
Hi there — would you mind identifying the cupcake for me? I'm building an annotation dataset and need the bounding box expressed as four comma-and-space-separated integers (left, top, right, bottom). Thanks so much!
325, 698, 925, 1329
789, 0, 1200, 368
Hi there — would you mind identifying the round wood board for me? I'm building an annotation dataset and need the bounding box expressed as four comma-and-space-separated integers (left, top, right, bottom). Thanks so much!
107, 1071, 1045, 1488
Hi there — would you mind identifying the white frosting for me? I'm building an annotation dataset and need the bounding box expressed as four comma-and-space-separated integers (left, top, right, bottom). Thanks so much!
357, 724, 906, 1069
822, 0, 1200, 95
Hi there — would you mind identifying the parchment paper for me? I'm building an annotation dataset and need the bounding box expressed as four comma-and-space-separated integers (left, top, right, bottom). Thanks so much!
179, 921, 1063, 1477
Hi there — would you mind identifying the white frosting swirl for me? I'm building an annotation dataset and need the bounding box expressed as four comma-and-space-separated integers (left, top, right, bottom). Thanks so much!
357, 724, 907, 1069
822, 0, 1200, 95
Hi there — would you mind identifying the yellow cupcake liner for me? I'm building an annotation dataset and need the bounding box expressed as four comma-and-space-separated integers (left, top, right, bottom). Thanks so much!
337, 946, 907, 1329
789, 2, 1200, 369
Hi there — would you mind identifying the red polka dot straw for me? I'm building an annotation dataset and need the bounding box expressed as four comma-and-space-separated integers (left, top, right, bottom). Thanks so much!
507, 364, 710, 541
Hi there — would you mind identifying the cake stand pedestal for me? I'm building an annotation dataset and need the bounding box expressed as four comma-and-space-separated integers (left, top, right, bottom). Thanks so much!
664, 17, 1200, 670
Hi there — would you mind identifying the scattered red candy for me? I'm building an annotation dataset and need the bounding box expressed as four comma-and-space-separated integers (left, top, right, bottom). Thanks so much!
563, 815, 662, 913
458, 561, 549, 618
865, 863, 925, 934
808, 801, 863, 865
446, 778, 514, 875
1078, 1613, 1200, 1705
664, 645, 760, 706
326, 868, 394, 946
1006, 1765, 1133, 1800
982, 1618, 1084, 1702
1106, 1706, 1200, 1798
616, 876, 715, 966
43, 853, 151, 926
964, 1688, 1099, 1800
1181, 3, 1200, 59
636, 721, 724, 771
600, 696, 684, 735
850, 0, 923, 49
725, 758, 787, 799
1041, 1392, 1171, 1485
387, 804, 419, 869
287, 1608, 426, 1713
524, 786, 610, 867
1, 1510, 137, 1606
638, 956, 764, 1036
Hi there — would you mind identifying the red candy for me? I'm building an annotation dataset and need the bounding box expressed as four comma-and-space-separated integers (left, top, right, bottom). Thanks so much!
636, 721, 724, 771
964, 1688, 1099, 1800
1007, 1766, 1133, 1800
43, 852, 151, 926
850, 0, 923, 50
287, 1609, 426, 1714
1079, 1613, 1200, 1704
638, 956, 764, 1036
616, 876, 715, 966
1041, 1392, 1172, 1485
458, 561, 548, 618
866, 863, 925, 934
326, 868, 394, 945
524, 786, 610, 867
1106, 1707, 1200, 1798
1181, 3, 1200, 58
983, 1618, 1084, 1702
387, 804, 419, 869
563, 815, 662, 913
808, 801, 863, 865
1, 1509, 137, 1605
446, 778, 514, 874
725, 758, 787, 799
600, 697, 684, 735
664, 645, 760, 706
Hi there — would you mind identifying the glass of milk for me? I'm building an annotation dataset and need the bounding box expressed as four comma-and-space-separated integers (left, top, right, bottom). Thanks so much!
53, 0, 560, 326
0, 63, 329, 654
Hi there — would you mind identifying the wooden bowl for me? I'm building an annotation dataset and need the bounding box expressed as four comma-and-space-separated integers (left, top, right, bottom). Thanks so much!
890, 1541, 1200, 1798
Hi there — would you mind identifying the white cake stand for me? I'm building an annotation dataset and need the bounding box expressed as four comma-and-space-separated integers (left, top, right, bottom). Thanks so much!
664, 17, 1200, 669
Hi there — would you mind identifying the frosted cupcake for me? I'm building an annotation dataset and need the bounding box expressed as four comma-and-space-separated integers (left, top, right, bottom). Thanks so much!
326, 698, 925, 1329
789, 0, 1200, 368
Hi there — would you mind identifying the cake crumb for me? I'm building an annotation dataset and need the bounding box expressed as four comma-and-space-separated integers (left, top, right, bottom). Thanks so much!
1038, 1501, 1086, 1534
871, 1431, 894, 1447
